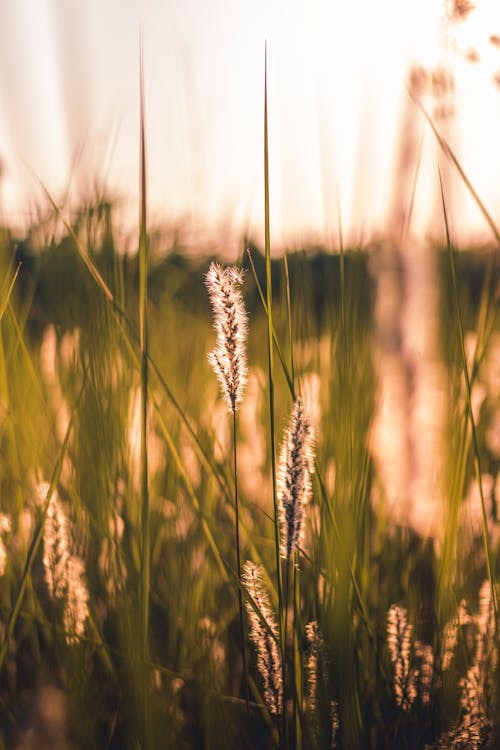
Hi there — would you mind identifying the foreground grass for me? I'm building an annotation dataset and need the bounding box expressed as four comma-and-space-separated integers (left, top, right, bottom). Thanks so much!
0, 206, 498, 748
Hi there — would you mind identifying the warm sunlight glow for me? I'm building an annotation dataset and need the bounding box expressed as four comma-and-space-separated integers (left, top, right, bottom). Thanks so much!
1, 0, 500, 247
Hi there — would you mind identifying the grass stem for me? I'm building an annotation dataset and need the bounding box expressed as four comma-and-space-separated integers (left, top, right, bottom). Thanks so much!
233, 409, 250, 721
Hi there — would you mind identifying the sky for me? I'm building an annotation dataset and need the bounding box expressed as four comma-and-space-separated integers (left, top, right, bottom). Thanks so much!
1, 0, 500, 251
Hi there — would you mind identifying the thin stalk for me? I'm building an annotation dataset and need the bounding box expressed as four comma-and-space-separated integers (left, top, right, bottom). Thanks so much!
233, 409, 250, 720
120, 317, 274, 596
440, 172, 498, 635
138, 40, 152, 747
263, 45, 287, 748
293, 560, 303, 750
413, 94, 500, 246
283, 559, 291, 743
247, 248, 294, 395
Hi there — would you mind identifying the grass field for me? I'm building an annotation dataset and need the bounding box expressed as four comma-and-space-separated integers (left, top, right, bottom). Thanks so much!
0, 186, 498, 750
0, 49, 499, 746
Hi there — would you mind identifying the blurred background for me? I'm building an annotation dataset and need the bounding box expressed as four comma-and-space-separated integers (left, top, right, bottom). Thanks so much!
1, 0, 500, 252
1, 3, 500, 748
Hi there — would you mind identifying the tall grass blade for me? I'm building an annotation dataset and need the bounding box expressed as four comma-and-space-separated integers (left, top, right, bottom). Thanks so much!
410, 92, 498, 384
439, 171, 498, 635
138, 37, 152, 748
263, 45, 286, 745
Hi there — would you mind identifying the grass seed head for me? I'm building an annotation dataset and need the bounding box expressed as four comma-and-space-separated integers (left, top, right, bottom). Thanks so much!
277, 398, 315, 561
387, 604, 416, 711
43, 494, 70, 600
242, 560, 283, 716
205, 262, 248, 414
63, 555, 90, 644
42, 492, 89, 644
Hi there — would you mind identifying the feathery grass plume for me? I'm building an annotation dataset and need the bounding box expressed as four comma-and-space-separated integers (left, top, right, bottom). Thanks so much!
205, 259, 250, 714
305, 620, 324, 714
426, 714, 491, 750
43, 491, 70, 599
460, 665, 486, 726
472, 580, 498, 715
63, 555, 89, 644
430, 587, 497, 750
305, 621, 339, 747
414, 641, 434, 705
242, 561, 283, 716
330, 701, 340, 750
431, 664, 493, 750
277, 397, 315, 561
387, 604, 416, 711
442, 599, 471, 670
205, 262, 248, 413
43, 490, 89, 644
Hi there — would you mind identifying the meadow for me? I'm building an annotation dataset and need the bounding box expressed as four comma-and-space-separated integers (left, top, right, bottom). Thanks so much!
0, 53, 500, 748
0, 184, 497, 750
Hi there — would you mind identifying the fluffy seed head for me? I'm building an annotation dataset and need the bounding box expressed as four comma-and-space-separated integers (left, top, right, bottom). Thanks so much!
442, 599, 471, 671
278, 398, 315, 560
63, 555, 90, 644
43, 494, 70, 599
43, 493, 89, 644
387, 604, 416, 711
414, 641, 434, 705
305, 620, 324, 713
242, 561, 283, 716
205, 262, 248, 413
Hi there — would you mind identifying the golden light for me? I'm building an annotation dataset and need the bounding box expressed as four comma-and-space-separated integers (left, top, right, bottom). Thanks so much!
0, 0, 500, 246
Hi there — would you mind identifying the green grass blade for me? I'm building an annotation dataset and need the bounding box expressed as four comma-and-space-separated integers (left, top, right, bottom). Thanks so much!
138, 39, 152, 748
246, 247, 295, 396
439, 170, 498, 634
263, 48, 286, 739
263, 48, 288, 747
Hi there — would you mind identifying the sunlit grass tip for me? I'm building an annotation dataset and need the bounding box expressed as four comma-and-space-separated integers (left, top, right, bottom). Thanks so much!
277, 397, 315, 561
205, 262, 248, 413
